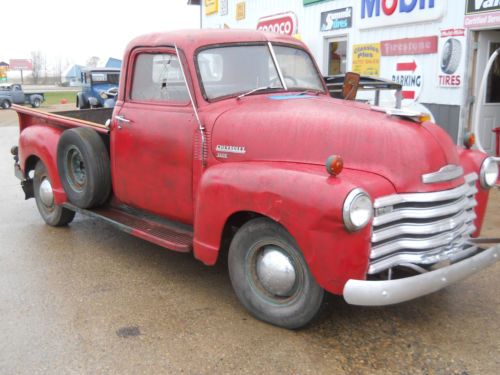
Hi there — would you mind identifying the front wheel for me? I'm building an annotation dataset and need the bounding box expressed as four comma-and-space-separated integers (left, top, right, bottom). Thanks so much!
228, 218, 324, 329
1, 100, 11, 109
33, 160, 75, 226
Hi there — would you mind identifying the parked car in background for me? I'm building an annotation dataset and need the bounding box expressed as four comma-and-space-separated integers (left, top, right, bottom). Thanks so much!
76, 68, 120, 109
0, 84, 44, 109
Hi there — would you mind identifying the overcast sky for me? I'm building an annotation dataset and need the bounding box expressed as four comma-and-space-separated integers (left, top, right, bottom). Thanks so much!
1, 0, 200, 68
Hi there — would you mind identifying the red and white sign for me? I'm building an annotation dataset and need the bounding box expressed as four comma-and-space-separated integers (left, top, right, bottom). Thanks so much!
381, 36, 438, 56
391, 59, 422, 103
438, 28, 466, 88
465, 10, 500, 29
257, 12, 298, 36
359, 0, 446, 30
9, 59, 33, 71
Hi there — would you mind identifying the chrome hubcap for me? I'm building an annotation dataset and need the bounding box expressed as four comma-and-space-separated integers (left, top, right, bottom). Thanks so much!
256, 246, 297, 297
39, 178, 54, 207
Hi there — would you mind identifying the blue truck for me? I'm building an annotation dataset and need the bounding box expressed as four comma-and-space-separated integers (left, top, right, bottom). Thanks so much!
0, 84, 44, 109
76, 68, 120, 109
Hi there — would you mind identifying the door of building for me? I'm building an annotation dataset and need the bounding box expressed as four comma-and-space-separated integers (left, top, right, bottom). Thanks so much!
324, 37, 347, 76
475, 31, 500, 155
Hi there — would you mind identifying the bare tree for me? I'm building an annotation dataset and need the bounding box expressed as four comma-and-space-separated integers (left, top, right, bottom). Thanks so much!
86, 56, 100, 68
31, 50, 45, 84
53, 57, 63, 85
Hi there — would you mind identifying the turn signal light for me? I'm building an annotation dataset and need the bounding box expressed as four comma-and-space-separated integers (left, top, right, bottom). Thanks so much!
326, 155, 343, 176
418, 114, 432, 123
463, 132, 476, 149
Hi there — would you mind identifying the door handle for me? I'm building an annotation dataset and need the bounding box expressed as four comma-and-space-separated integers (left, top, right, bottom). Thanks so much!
115, 115, 131, 129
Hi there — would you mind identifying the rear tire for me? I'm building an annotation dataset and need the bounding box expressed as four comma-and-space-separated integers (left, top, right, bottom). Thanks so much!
57, 128, 111, 208
228, 218, 324, 329
33, 160, 75, 226
1, 100, 11, 109
31, 98, 41, 108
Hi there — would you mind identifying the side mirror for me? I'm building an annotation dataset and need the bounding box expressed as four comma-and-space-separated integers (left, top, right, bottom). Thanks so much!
342, 72, 360, 100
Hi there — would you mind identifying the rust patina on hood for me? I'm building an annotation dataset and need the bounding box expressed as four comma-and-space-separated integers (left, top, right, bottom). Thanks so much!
210, 94, 464, 193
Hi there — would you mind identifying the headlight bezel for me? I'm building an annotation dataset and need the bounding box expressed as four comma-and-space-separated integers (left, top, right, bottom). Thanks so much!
479, 157, 499, 189
343, 188, 373, 232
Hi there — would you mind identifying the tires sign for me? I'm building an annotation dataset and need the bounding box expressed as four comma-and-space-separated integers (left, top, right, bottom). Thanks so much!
257, 12, 298, 36
392, 59, 423, 103
438, 29, 466, 88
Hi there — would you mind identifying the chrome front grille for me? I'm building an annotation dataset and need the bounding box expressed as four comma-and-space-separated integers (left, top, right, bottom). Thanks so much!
369, 173, 479, 274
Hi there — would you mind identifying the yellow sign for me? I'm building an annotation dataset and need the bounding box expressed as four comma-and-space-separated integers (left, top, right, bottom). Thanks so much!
236, 2, 246, 21
352, 43, 381, 77
205, 0, 218, 15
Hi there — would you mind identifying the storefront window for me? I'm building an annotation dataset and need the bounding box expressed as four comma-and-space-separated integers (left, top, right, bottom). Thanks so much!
486, 43, 500, 103
327, 39, 347, 76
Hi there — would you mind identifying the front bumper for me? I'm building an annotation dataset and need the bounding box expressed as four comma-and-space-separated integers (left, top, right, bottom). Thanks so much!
343, 245, 499, 306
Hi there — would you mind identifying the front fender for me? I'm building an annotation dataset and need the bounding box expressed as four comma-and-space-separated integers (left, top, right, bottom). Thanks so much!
193, 162, 394, 294
19, 125, 67, 204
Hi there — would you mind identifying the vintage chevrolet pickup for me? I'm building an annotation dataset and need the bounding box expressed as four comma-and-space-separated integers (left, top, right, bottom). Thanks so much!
11, 30, 500, 329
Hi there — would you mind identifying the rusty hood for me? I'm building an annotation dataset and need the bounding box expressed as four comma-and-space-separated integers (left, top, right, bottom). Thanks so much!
209, 94, 463, 193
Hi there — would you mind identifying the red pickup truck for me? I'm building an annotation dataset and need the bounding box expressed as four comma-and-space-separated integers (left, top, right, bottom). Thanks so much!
11, 30, 500, 329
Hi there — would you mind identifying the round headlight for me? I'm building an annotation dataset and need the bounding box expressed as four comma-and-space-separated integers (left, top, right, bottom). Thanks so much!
480, 157, 499, 189
343, 189, 373, 232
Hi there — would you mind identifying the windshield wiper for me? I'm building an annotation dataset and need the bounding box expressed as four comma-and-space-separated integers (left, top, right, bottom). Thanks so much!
236, 86, 282, 100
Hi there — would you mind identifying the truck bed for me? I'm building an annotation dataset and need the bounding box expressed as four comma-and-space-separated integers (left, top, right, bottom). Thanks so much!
12, 105, 112, 133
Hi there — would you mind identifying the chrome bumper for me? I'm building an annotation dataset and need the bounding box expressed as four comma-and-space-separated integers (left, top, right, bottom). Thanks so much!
343, 245, 499, 306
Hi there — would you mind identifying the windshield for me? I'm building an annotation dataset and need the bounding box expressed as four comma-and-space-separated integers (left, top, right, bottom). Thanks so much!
197, 44, 324, 100
91, 72, 120, 85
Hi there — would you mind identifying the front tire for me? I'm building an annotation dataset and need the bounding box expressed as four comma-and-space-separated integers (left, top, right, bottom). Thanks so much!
33, 160, 75, 226
1, 100, 11, 109
228, 218, 324, 329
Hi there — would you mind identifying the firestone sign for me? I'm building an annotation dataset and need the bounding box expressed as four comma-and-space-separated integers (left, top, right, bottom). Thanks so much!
359, 0, 446, 29
257, 12, 298, 36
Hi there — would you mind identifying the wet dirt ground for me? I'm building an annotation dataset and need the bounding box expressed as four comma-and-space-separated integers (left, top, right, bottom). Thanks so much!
0, 108, 499, 374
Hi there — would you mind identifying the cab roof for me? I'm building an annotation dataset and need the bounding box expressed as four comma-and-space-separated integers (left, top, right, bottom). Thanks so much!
125, 29, 306, 55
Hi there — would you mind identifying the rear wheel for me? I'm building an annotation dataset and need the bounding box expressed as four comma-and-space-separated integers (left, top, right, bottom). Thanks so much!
57, 128, 111, 208
33, 160, 75, 226
31, 98, 41, 108
1, 100, 11, 109
228, 218, 324, 329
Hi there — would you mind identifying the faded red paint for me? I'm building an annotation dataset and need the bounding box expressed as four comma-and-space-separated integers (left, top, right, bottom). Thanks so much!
13, 29, 491, 296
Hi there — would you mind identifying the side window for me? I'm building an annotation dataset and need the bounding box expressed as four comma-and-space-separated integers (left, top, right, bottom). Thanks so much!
131, 53, 189, 103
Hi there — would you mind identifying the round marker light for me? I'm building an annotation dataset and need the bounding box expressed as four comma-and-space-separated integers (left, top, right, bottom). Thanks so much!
326, 155, 343, 176
463, 132, 476, 149
343, 189, 373, 232
479, 157, 499, 189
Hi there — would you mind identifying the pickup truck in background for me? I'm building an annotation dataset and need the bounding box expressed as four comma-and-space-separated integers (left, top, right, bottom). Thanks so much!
11, 30, 500, 329
76, 67, 120, 109
0, 83, 44, 109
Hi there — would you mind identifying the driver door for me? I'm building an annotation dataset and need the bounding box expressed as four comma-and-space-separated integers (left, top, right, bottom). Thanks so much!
111, 48, 195, 224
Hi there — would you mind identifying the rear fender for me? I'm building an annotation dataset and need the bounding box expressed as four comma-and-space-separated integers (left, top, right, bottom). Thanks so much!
193, 162, 395, 294
19, 124, 67, 204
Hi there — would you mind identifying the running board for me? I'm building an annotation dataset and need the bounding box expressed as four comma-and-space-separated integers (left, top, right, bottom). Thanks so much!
63, 203, 193, 253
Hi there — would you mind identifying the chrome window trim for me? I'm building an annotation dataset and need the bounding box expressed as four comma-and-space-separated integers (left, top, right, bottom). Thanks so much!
422, 164, 464, 184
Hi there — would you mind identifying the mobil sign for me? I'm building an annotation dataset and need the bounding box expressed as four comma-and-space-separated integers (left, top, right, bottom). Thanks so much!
359, 0, 446, 29
257, 12, 298, 36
